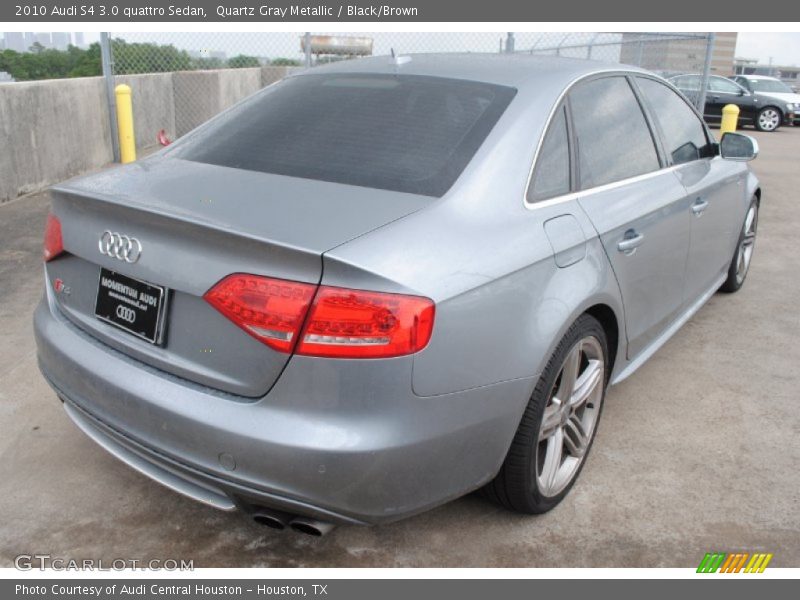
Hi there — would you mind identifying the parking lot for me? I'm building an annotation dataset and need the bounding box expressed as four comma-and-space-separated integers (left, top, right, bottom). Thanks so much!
1, 126, 798, 568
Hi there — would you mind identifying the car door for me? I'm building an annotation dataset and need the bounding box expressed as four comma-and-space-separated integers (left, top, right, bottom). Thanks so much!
569, 75, 692, 359
707, 76, 757, 123
635, 76, 746, 305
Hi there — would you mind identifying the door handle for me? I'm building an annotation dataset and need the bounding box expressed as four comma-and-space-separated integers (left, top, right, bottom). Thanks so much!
691, 198, 709, 216
617, 230, 645, 255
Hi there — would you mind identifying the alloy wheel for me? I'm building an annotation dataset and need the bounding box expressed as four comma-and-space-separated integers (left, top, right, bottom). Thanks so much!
736, 203, 758, 285
758, 109, 781, 131
535, 336, 605, 497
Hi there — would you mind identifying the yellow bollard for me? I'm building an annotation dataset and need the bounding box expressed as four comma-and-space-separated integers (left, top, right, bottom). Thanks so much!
115, 84, 136, 163
720, 103, 740, 136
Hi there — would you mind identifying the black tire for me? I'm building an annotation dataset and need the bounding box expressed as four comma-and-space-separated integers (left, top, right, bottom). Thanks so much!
720, 197, 759, 293
755, 106, 783, 132
483, 314, 609, 514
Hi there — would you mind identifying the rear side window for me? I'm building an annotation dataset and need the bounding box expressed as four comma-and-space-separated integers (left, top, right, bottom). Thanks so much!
528, 106, 571, 202
568, 77, 660, 189
173, 73, 517, 197
636, 77, 710, 165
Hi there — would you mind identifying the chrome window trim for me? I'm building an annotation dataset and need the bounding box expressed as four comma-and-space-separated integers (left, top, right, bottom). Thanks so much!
524, 70, 714, 212
523, 164, 683, 210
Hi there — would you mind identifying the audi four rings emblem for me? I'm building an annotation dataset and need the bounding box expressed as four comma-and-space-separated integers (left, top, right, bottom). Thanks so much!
115, 305, 137, 323
99, 231, 142, 263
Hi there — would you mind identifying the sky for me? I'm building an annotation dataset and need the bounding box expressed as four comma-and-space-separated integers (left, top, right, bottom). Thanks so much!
736, 32, 800, 65
3, 31, 800, 67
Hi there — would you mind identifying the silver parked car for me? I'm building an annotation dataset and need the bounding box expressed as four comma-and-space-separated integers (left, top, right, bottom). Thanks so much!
34, 55, 760, 535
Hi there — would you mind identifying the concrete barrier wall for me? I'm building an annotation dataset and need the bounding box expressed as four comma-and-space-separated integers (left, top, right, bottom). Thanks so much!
0, 66, 298, 203
0, 77, 112, 203
116, 72, 177, 150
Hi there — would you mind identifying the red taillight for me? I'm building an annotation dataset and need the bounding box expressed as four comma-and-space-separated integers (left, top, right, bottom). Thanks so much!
297, 287, 435, 359
43, 213, 64, 262
203, 274, 316, 353
204, 274, 435, 359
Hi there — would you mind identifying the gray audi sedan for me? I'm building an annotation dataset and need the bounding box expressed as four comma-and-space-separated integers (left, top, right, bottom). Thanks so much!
34, 54, 760, 536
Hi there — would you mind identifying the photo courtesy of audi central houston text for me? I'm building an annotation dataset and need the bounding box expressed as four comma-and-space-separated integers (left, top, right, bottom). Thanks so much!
34, 53, 761, 537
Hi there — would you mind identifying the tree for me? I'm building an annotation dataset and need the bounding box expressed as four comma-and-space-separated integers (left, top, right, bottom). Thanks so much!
191, 57, 224, 70
270, 57, 302, 66
228, 55, 261, 68
111, 39, 192, 74
67, 42, 101, 78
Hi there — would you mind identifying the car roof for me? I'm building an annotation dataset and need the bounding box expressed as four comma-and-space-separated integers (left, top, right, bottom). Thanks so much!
740, 75, 781, 81
288, 53, 649, 92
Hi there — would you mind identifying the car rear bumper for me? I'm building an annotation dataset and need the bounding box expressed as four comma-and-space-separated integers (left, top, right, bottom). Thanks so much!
34, 288, 534, 524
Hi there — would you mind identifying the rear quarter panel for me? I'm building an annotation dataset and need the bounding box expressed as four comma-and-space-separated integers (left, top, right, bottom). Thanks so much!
322, 196, 626, 397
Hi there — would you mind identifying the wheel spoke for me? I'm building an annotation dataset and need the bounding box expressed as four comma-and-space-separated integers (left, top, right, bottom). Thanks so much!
745, 207, 756, 233
556, 342, 582, 403
563, 415, 588, 457
540, 427, 564, 490
569, 359, 603, 409
539, 402, 562, 441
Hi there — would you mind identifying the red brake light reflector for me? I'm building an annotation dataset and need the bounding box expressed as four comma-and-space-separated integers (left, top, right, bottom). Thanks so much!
203, 274, 316, 353
297, 287, 435, 359
43, 213, 64, 262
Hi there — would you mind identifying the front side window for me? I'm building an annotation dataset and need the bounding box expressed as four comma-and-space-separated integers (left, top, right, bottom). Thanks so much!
733, 76, 752, 90
568, 77, 660, 189
172, 73, 517, 197
528, 106, 570, 202
708, 77, 745, 94
636, 77, 710, 165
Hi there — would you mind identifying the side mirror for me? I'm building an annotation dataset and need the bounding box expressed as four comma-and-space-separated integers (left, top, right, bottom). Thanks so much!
720, 132, 759, 162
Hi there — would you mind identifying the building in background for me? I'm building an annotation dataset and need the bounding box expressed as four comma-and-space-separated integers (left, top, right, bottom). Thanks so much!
50, 32, 71, 51
32, 32, 52, 49
4, 32, 26, 53
2, 32, 86, 52
734, 58, 800, 88
0, 71, 14, 82
620, 32, 737, 76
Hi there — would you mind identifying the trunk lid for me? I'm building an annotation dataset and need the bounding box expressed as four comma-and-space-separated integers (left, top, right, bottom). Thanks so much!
46, 157, 428, 398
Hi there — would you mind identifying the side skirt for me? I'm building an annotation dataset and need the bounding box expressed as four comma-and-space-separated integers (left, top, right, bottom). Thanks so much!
610, 271, 727, 386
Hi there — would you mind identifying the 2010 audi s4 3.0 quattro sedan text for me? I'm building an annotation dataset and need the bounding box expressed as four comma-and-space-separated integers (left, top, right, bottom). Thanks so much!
34, 54, 760, 536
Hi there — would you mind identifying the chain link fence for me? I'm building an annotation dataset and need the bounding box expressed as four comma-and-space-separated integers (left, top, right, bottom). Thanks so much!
102, 32, 715, 159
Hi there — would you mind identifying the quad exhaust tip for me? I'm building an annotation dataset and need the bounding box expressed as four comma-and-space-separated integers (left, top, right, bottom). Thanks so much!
288, 517, 336, 537
251, 509, 335, 536
252, 508, 292, 531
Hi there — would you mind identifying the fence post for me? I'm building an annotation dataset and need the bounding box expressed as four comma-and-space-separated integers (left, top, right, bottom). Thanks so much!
100, 33, 120, 163
304, 32, 312, 68
697, 32, 716, 114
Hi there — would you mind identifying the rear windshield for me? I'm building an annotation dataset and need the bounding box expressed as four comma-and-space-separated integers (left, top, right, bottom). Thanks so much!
172, 73, 517, 197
